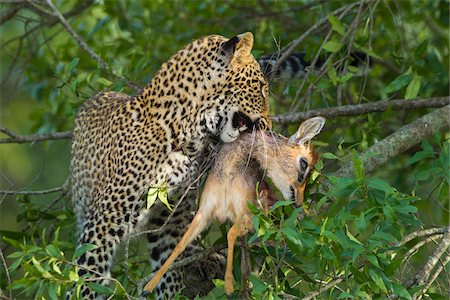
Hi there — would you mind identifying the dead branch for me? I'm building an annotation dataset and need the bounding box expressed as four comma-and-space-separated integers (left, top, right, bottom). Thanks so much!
272, 96, 450, 124
336, 105, 450, 177
0, 127, 72, 144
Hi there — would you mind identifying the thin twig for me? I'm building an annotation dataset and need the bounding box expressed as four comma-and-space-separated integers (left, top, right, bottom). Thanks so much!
272, 96, 450, 124
0, 185, 64, 195
0, 127, 72, 144
302, 274, 347, 300
0, 248, 12, 299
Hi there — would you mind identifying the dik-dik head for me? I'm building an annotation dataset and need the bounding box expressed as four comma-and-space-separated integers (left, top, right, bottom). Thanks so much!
264, 117, 325, 206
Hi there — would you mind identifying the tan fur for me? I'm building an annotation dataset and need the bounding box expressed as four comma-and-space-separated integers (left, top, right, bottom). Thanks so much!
143, 117, 325, 295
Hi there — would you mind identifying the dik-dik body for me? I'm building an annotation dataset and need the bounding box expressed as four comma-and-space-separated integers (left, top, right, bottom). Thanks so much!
143, 117, 325, 296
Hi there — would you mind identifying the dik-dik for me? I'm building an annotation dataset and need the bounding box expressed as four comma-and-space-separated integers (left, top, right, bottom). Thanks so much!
143, 117, 325, 296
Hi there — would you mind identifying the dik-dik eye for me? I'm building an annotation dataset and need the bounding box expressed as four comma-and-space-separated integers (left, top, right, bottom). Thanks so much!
297, 157, 309, 183
299, 157, 308, 171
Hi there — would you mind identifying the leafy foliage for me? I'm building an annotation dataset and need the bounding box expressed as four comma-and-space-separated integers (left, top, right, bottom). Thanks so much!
0, 0, 448, 299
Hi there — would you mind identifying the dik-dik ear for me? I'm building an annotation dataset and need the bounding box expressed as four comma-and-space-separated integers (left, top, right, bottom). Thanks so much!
222, 32, 254, 68
288, 116, 326, 145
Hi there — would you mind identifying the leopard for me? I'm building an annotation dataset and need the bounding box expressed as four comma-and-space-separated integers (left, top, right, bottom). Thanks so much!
70, 32, 271, 299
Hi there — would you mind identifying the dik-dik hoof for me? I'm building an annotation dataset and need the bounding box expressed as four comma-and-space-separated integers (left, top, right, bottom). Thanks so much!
141, 289, 151, 297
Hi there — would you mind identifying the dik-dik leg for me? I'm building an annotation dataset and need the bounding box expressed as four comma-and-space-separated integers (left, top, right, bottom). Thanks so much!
224, 212, 253, 295
143, 212, 209, 293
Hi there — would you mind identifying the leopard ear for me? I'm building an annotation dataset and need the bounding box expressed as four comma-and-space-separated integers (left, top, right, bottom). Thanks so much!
222, 32, 254, 68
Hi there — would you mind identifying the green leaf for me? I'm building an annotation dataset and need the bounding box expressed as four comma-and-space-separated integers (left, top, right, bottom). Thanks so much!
249, 274, 268, 293
321, 245, 336, 260
48, 283, 59, 300
69, 270, 79, 282
323, 40, 343, 53
52, 263, 62, 275
391, 282, 412, 300
405, 74, 421, 99
67, 58, 80, 74
345, 225, 362, 245
158, 187, 172, 211
31, 257, 46, 274
415, 40, 428, 56
322, 152, 340, 160
366, 178, 395, 194
316, 196, 329, 211
7, 251, 23, 259
270, 200, 294, 210
393, 205, 418, 214
328, 15, 345, 35
45, 244, 61, 257
365, 254, 380, 268
406, 150, 434, 165
73, 243, 98, 259
87, 283, 114, 296
327, 67, 338, 86
368, 267, 388, 293
282, 227, 303, 254
384, 73, 413, 94
97, 77, 113, 87
146, 187, 159, 209
9, 257, 23, 272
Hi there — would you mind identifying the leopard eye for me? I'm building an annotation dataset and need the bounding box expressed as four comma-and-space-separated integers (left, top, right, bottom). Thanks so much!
260, 81, 268, 98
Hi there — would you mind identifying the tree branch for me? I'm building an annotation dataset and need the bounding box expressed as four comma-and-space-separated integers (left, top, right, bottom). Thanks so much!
0, 179, 69, 196
0, 1, 24, 26
0, 186, 64, 195
43, 0, 108, 69
394, 226, 450, 248
407, 231, 450, 289
2, 97, 446, 145
0, 127, 72, 144
336, 105, 450, 177
271, 96, 450, 124
414, 251, 450, 300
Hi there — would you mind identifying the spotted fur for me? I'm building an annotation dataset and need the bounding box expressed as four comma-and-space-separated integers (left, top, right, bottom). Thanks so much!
70, 33, 270, 299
